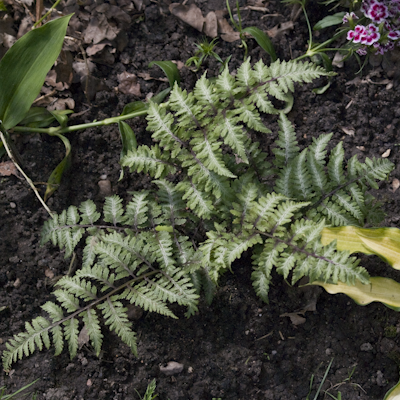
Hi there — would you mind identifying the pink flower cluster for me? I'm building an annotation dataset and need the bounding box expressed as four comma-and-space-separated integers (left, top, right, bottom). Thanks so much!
347, 24, 380, 44
344, 0, 400, 55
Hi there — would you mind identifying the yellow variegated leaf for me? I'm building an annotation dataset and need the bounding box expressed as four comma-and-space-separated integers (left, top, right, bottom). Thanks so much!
384, 378, 400, 400
313, 277, 400, 311
321, 226, 400, 269
320, 226, 373, 254
357, 228, 400, 270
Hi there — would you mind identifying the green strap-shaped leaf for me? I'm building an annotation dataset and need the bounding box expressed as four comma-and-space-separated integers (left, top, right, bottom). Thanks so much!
313, 12, 346, 31
148, 61, 181, 88
0, 14, 72, 130
44, 133, 71, 201
242, 27, 277, 62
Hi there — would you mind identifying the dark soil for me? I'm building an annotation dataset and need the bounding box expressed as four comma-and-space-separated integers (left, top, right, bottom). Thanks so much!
1, 0, 400, 399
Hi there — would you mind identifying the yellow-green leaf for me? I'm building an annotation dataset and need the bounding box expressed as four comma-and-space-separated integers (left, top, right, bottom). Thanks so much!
384, 378, 400, 400
321, 226, 400, 269
0, 15, 72, 130
313, 277, 400, 311
321, 226, 373, 254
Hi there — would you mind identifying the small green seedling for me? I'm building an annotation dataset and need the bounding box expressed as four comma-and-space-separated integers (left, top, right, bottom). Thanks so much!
186, 37, 231, 72
135, 379, 158, 400
226, 0, 276, 61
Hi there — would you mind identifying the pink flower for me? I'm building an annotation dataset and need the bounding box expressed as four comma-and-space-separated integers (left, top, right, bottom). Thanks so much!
366, 2, 389, 23
388, 29, 400, 39
343, 12, 359, 23
360, 23, 381, 44
356, 47, 368, 55
347, 25, 367, 43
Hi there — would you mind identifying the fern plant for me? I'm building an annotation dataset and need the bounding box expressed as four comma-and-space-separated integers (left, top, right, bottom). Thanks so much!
2, 58, 394, 371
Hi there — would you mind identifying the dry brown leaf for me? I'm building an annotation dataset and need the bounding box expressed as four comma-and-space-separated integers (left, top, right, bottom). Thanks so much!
137, 72, 168, 82
391, 178, 400, 193
218, 18, 241, 42
44, 269, 55, 279
0, 161, 18, 177
204, 11, 218, 38
340, 126, 355, 136
117, 72, 141, 96
382, 149, 391, 158
78, 326, 90, 349
48, 98, 76, 111
266, 21, 294, 38
280, 312, 306, 326
169, 3, 205, 32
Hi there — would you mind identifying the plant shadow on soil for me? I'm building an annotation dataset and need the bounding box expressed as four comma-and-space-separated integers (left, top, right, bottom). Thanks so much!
1, 0, 400, 399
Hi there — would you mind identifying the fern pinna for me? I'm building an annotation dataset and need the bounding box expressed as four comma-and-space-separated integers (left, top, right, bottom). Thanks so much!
2, 58, 393, 370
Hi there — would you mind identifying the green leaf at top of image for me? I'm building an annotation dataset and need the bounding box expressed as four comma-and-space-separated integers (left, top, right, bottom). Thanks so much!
242, 26, 277, 62
148, 61, 181, 88
313, 12, 346, 31
0, 1, 8, 11
0, 14, 72, 130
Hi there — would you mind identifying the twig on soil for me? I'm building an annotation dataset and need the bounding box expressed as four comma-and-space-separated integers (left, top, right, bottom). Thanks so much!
0, 124, 53, 217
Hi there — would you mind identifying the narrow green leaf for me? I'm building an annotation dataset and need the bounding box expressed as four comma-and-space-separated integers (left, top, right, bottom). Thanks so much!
242, 26, 277, 62
148, 61, 181, 87
313, 12, 346, 30
118, 121, 137, 158
50, 109, 73, 128
44, 133, 71, 201
18, 107, 55, 128
121, 101, 148, 116
0, 14, 72, 130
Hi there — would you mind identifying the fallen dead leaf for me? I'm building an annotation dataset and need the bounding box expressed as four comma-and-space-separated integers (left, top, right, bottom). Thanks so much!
137, 72, 168, 82
44, 269, 55, 279
218, 18, 241, 42
340, 126, 355, 136
117, 72, 141, 96
266, 21, 294, 38
391, 178, 400, 193
0, 161, 18, 177
280, 311, 306, 326
78, 326, 90, 349
382, 149, 391, 158
204, 11, 218, 38
170, 3, 205, 32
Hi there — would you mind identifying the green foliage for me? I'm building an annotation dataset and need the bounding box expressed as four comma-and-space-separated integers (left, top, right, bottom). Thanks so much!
2, 58, 394, 371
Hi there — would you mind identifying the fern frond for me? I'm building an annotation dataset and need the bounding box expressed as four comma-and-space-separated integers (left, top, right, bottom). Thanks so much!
98, 298, 137, 355
121, 145, 176, 178
80, 309, 103, 356
272, 112, 299, 167
125, 191, 149, 230
103, 195, 126, 226
2, 317, 52, 371
176, 181, 214, 219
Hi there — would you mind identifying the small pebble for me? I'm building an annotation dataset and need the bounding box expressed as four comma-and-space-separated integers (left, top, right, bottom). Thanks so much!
9, 202, 16, 209
360, 342, 373, 352
98, 180, 112, 197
